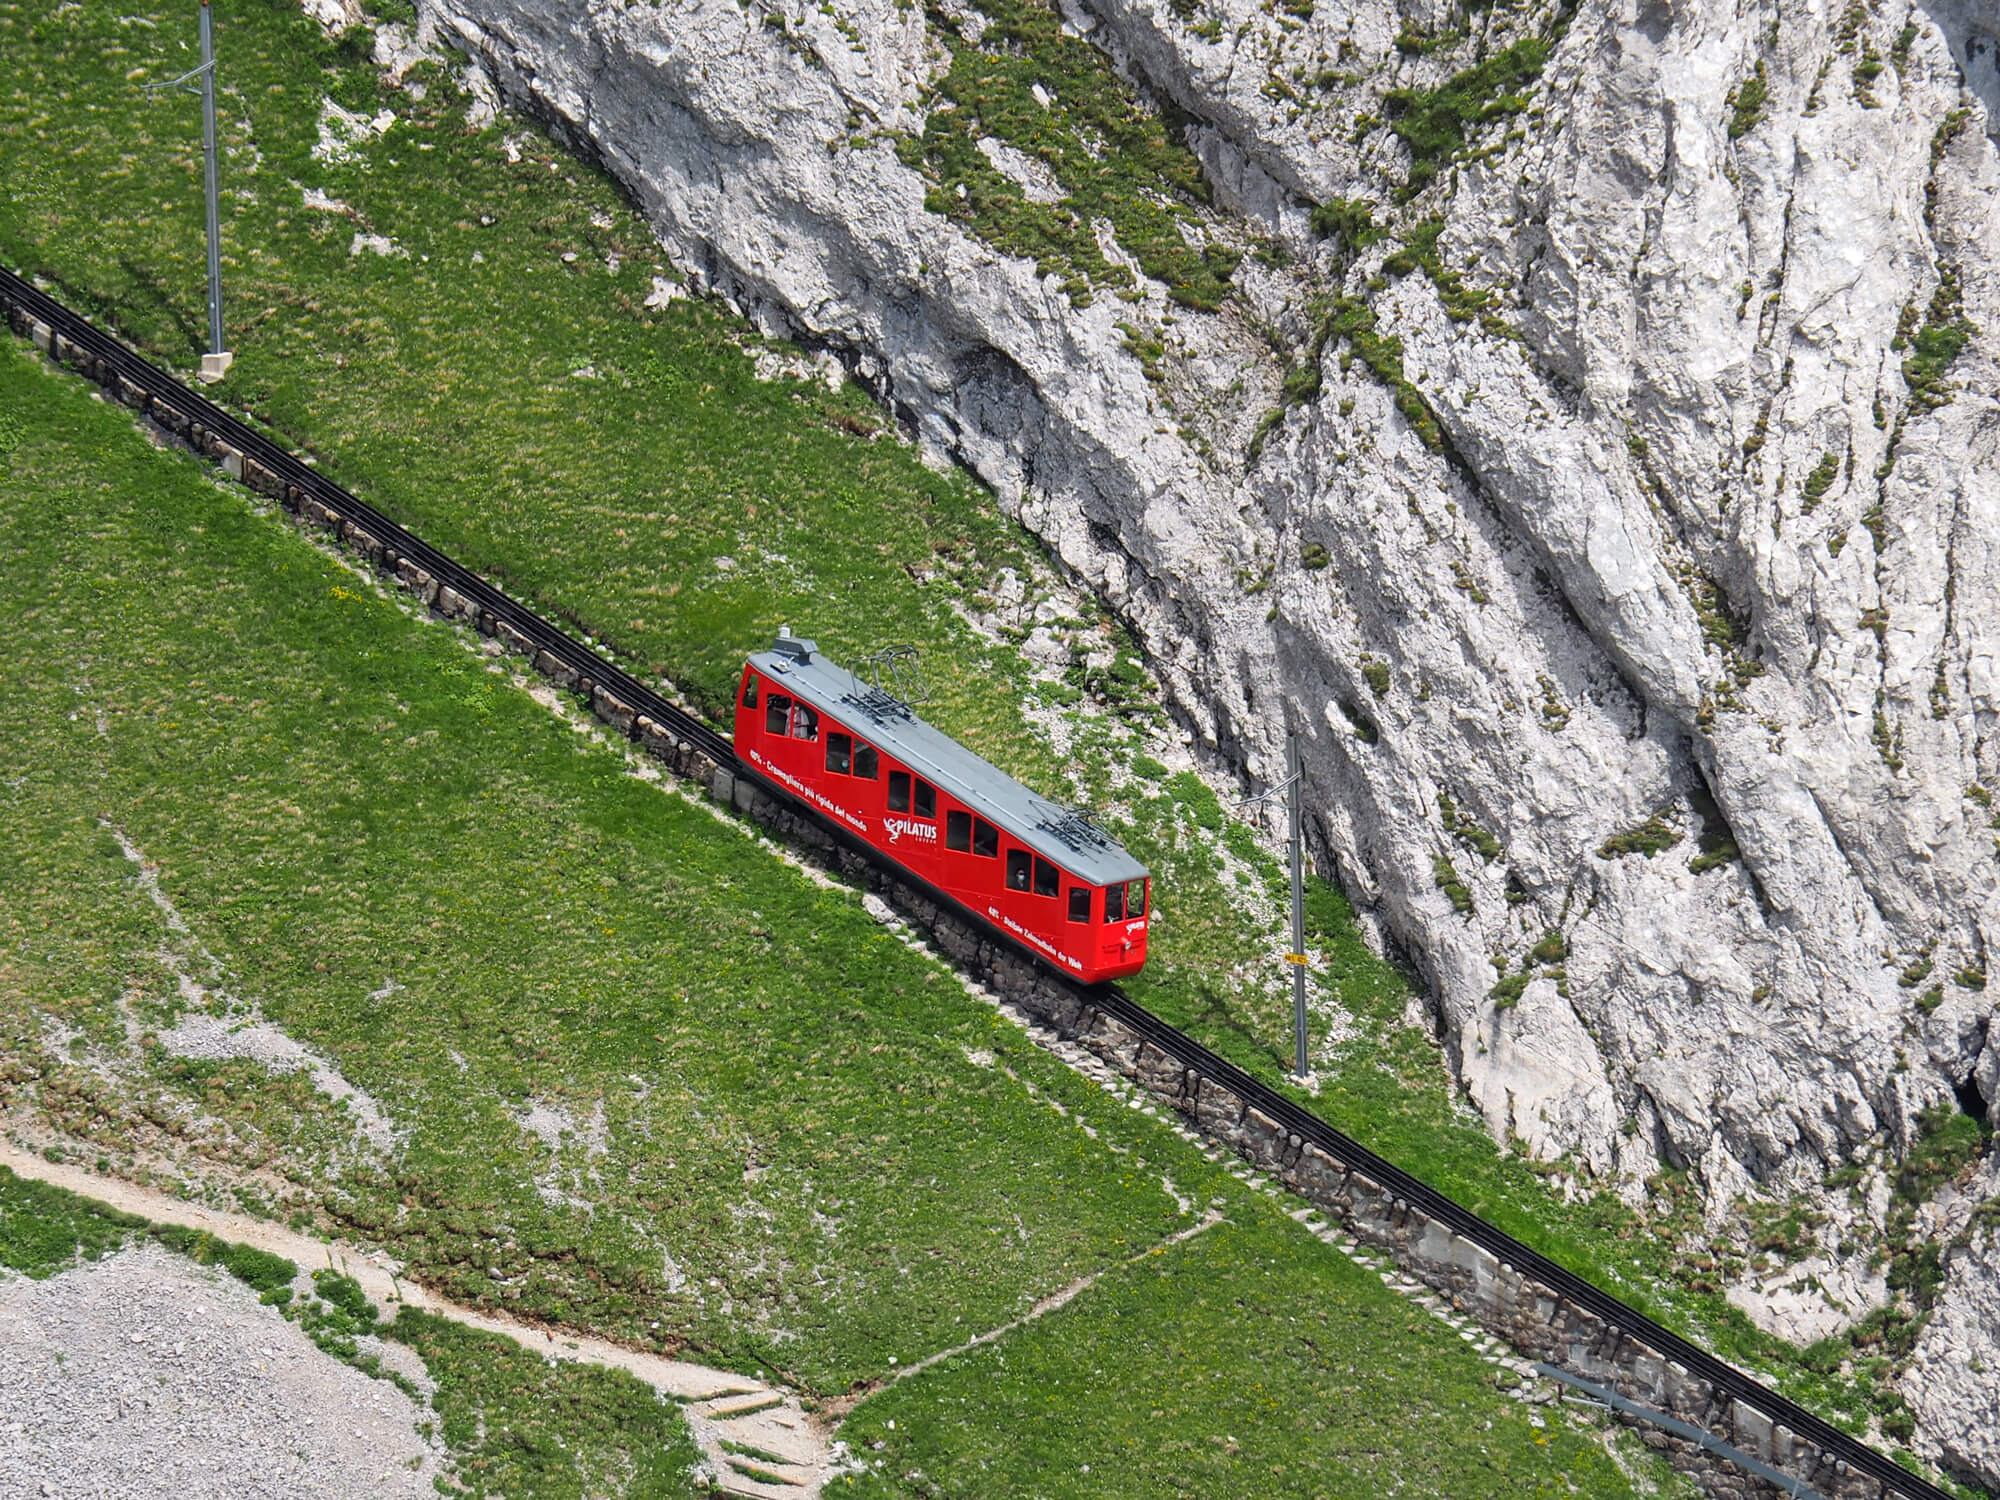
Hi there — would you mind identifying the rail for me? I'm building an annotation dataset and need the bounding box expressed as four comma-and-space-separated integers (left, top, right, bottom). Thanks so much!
0, 262, 1958, 1500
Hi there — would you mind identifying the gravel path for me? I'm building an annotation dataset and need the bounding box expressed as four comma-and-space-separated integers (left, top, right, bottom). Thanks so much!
0, 1242, 443, 1500
0, 1143, 838, 1496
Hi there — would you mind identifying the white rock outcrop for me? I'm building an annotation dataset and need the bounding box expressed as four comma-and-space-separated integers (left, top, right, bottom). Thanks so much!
391, 0, 1999, 1476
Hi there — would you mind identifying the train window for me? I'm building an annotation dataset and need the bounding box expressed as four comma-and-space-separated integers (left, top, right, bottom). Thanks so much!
1104, 883, 1125, 923
1034, 857, 1059, 898
1128, 879, 1147, 918
1006, 849, 1032, 892
972, 817, 998, 858
914, 779, 937, 819
742, 675, 758, 709
888, 770, 911, 812
946, 810, 972, 851
765, 693, 792, 736
826, 732, 852, 775
1068, 887, 1091, 923
853, 742, 878, 779
791, 704, 819, 741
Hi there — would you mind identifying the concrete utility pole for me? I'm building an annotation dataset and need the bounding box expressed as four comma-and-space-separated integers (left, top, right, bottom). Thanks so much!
147, 0, 232, 381
1285, 729, 1308, 1080
1238, 730, 1313, 1083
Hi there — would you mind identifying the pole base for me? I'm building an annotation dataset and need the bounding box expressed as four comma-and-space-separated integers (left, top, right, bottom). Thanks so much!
197, 350, 234, 383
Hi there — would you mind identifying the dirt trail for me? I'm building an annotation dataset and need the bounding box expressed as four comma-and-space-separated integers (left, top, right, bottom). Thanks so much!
0, 1141, 835, 1498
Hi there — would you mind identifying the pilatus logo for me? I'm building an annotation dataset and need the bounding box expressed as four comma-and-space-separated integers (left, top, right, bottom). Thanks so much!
883, 816, 937, 844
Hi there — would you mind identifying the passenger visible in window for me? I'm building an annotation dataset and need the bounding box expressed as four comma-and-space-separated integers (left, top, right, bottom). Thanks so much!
853, 743, 878, 779
913, 779, 937, 818
791, 704, 818, 741
1104, 883, 1125, 922
1033, 857, 1059, 898
1006, 850, 1032, 892
826, 732, 852, 775
1068, 887, 1091, 923
946, 810, 972, 851
972, 818, 998, 858
888, 770, 910, 812
765, 693, 791, 736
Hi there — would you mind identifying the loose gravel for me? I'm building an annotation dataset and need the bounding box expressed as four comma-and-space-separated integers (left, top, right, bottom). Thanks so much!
0, 1242, 444, 1500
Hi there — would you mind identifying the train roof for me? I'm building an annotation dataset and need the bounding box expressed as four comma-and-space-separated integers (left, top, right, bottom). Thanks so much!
748, 637, 1149, 888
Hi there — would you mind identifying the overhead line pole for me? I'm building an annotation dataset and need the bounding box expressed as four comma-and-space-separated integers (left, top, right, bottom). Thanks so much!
197, 0, 228, 380
1238, 729, 1312, 1083
145, 0, 231, 381
1286, 729, 1307, 1080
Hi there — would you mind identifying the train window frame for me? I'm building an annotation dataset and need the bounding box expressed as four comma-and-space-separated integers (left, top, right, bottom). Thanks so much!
945, 810, 972, 852
1005, 849, 1032, 892
826, 731, 852, 775
887, 769, 911, 812
1067, 887, 1091, 923
1127, 878, 1147, 917
1033, 857, 1059, 899
791, 703, 819, 742
972, 817, 999, 858
913, 779, 937, 819
741, 674, 758, 710
765, 693, 792, 736
1104, 883, 1125, 923
853, 743, 878, 779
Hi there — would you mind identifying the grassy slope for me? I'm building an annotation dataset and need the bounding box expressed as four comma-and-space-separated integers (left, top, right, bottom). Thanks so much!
0, 1165, 705, 1497
0, 0, 1955, 1476
0, 340, 1675, 1497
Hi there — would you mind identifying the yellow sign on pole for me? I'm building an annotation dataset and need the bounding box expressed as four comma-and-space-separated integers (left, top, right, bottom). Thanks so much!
1283, 952, 1310, 966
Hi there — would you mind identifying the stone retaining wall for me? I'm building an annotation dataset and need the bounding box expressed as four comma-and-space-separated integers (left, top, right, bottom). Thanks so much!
7, 304, 1929, 1500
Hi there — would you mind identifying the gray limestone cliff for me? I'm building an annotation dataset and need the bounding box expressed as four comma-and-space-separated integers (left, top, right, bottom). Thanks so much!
359, 0, 1998, 1482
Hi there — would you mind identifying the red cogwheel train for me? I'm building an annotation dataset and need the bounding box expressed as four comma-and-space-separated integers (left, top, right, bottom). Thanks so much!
733, 632, 1150, 982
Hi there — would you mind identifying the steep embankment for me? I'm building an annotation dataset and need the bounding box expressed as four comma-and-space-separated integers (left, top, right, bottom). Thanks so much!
357, 0, 1993, 1483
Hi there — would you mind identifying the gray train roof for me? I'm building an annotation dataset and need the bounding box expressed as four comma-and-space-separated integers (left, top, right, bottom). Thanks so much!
750, 637, 1148, 887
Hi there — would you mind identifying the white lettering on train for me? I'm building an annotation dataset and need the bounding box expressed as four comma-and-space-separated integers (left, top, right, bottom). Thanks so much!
883, 817, 937, 844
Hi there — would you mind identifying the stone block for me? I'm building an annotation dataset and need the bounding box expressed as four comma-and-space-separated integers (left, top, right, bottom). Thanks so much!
436, 585, 471, 620
397, 560, 438, 604
496, 620, 537, 658
593, 687, 638, 735
1193, 1079, 1245, 1133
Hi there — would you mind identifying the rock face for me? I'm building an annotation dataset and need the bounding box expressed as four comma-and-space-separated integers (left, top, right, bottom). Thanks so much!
1907, 1223, 2000, 1492
395, 0, 1998, 1475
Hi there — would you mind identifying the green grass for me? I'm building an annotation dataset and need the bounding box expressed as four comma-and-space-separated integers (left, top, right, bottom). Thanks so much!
1, 4, 1983, 1489
831, 1195, 1679, 1500
0, 1166, 703, 1496
1379, 14, 1571, 197
389, 1308, 704, 1499
901, 0, 1237, 310
0, 1163, 146, 1276
0, 339, 1680, 1496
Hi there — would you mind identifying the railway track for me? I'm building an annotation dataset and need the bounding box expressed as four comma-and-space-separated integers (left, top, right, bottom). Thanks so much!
1, 263, 1961, 1500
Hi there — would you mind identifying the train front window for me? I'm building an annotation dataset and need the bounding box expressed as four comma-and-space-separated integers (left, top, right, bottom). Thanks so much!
1127, 879, 1147, 918
914, 779, 937, 818
741, 675, 758, 709
791, 704, 818, 741
765, 693, 791, 736
826, 732, 852, 775
1104, 884, 1125, 923
853, 743, 878, 779
972, 817, 999, 858
1068, 888, 1091, 923
1006, 850, 1032, 892
888, 770, 910, 812
1034, 857, 1059, 898
946, 810, 971, 851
